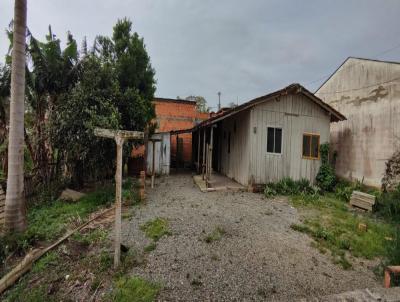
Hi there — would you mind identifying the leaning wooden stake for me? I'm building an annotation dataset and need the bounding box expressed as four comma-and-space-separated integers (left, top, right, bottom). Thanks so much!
0, 207, 114, 295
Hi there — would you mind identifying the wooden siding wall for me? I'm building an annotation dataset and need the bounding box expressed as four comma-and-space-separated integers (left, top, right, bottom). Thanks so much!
249, 94, 330, 184
218, 110, 251, 185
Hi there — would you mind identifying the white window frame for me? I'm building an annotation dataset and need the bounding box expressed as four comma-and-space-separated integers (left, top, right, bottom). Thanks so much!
266, 125, 283, 155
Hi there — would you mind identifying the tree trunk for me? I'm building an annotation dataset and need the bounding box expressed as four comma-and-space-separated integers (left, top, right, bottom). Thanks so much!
5, 0, 27, 232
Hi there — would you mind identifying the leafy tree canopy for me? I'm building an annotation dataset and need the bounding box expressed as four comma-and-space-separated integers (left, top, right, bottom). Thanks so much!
185, 95, 209, 113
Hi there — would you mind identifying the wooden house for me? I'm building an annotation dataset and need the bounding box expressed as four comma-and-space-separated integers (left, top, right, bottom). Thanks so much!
191, 84, 346, 189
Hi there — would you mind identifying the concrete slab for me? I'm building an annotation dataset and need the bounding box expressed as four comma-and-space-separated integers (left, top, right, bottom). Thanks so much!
193, 173, 245, 192
302, 287, 400, 302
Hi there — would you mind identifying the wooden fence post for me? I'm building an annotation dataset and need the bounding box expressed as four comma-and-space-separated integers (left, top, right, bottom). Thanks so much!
114, 136, 124, 269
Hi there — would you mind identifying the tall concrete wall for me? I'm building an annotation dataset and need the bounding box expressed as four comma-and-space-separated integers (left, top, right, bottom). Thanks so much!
315, 58, 400, 187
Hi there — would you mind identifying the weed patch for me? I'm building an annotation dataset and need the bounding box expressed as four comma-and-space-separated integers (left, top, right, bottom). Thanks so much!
204, 227, 226, 243
32, 251, 59, 273
1, 186, 114, 271
109, 276, 160, 302
140, 218, 171, 241
72, 228, 108, 245
144, 242, 157, 253
290, 194, 396, 269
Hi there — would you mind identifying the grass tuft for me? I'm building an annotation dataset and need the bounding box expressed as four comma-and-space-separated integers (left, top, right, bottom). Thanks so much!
110, 276, 160, 302
140, 218, 171, 242
144, 242, 157, 253
32, 251, 59, 273
204, 227, 226, 243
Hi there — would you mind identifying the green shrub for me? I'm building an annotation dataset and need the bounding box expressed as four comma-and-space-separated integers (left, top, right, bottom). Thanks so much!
263, 184, 277, 197
383, 228, 400, 286
375, 185, 400, 223
316, 143, 336, 192
264, 178, 315, 197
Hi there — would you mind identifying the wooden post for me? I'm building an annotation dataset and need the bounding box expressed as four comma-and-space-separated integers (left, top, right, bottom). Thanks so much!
114, 136, 123, 269
151, 140, 156, 188
210, 126, 214, 177
139, 171, 145, 201
197, 130, 201, 174
202, 129, 206, 180
205, 144, 209, 187
94, 128, 144, 269
176, 134, 179, 171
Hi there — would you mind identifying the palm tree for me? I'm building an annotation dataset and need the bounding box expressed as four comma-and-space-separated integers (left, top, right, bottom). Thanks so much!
5, 0, 27, 232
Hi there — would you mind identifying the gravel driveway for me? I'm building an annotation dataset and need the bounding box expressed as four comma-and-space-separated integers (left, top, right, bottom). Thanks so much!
122, 173, 379, 301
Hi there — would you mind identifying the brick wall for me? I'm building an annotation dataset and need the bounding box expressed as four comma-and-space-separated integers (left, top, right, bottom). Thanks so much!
129, 98, 209, 174
154, 98, 208, 165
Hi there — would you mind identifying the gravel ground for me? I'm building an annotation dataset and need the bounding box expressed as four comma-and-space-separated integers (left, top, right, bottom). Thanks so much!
122, 173, 380, 301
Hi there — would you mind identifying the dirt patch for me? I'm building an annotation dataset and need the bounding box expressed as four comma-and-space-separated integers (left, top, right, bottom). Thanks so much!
122, 173, 380, 301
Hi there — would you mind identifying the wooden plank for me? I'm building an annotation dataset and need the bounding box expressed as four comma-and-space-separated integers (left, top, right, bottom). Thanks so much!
350, 199, 373, 211
353, 190, 375, 199
94, 128, 144, 140
351, 195, 375, 203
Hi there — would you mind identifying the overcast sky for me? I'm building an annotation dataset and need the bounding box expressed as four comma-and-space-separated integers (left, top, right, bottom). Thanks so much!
1, 1, 400, 109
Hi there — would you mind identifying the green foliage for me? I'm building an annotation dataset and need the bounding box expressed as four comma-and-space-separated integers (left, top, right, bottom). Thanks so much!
375, 184, 400, 223
4, 283, 55, 302
99, 250, 113, 272
0, 187, 114, 265
72, 228, 108, 245
95, 18, 156, 131
204, 227, 226, 243
144, 242, 157, 253
2, 19, 156, 191
32, 251, 59, 273
290, 194, 396, 269
110, 276, 160, 302
140, 218, 171, 241
383, 228, 400, 286
264, 178, 316, 197
50, 55, 121, 186
122, 177, 140, 205
316, 143, 337, 192
316, 164, 336, 192
185, 95, 209, 113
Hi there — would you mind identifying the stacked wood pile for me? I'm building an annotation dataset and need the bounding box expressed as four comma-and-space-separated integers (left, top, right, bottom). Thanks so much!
350, 191, 376, 211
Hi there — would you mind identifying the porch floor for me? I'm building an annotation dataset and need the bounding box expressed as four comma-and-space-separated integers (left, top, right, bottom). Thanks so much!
193, 172, 246, 192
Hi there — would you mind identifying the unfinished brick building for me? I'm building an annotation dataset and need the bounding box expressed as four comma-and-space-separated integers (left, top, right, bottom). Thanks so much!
129, 98, 209, 174
154, 98, 209, 168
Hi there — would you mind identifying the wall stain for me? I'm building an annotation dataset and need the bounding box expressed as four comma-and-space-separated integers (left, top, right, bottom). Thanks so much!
347, 85, 389, 106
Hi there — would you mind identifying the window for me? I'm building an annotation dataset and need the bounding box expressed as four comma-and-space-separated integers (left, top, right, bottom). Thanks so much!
302, 133, 320, 159
266, 127, 282, 154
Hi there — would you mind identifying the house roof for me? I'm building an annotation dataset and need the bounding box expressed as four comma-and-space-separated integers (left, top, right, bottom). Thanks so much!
154, 97, 196, 105
192, 84, 345, 130
315, 57, 400, 94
